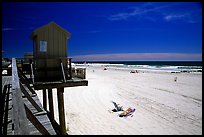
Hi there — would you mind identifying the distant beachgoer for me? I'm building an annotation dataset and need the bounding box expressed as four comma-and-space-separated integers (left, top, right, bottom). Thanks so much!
174, 77, 177, 82
136, 70, 138, 73
130, 70, 135, 73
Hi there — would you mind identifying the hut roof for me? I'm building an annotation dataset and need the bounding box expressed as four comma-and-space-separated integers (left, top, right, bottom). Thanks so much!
30, 22, 71, 39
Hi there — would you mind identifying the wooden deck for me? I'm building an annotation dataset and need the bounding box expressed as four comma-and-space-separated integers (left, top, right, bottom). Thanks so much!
33, 77, 88, 90
1, 76, 12, 135
1, 61, 57, 135
1, 58, 88, 135
1, 76, 56, 135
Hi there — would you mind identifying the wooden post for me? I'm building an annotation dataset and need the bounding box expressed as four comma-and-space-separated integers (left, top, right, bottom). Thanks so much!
30, 63, 34, 84
68, 58, 72, 79
57, 88, 66, 135
29, 59, 32, 78
61, 61, 66, 82
42, 89, 47, 111
48, 88, 54, 121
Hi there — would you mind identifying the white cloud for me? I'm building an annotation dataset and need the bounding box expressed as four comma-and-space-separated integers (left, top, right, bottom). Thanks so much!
108, 2, 201, 23
2, 27, 34, 31
164, 9, 201, 23
108, 3, 169, 21
164, 14, 186, 21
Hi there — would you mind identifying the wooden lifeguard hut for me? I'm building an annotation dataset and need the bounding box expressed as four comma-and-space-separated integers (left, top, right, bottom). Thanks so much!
30, 22, 70, 82
30, 22, 88, 135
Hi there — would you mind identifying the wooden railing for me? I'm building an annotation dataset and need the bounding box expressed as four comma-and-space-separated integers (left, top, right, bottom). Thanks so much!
72, 68, 86, 79
2, 57, 86, 81
12, 58, 30, 135
11, 58, 52, 135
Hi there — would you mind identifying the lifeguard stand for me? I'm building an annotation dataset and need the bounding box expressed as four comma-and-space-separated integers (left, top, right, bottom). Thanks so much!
30, 22, 70, 82
30, 22, 88, 135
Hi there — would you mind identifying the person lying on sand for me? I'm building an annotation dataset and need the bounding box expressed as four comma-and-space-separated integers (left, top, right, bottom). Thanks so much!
119, 107, 136, 117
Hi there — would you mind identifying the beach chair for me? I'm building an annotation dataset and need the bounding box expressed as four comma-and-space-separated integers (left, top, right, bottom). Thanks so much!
111, 101, 123, 112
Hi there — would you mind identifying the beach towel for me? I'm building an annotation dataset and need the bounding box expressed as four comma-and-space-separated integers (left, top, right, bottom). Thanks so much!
119, 108, 136, 117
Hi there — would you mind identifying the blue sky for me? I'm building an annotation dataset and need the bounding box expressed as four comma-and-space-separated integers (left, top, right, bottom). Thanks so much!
2, 2, 202, 61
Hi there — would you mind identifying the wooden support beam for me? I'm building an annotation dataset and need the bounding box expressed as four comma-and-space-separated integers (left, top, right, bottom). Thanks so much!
57, 88, 66, 135
42, 89, 47, 111
33, 79, 88, 90
30, 63, 34, 84
68, 58, 72, 79
48, 89, 54, 121
61, 62, 66, 82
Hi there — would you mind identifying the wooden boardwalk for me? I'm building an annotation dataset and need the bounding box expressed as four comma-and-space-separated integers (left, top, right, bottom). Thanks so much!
2, 58, 88, 135
1, 76, 12, 135
1, 76, 56, 134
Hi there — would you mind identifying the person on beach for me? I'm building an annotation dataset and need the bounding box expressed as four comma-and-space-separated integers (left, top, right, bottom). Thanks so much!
174, 77, 177, 82
119, 108, 135, 117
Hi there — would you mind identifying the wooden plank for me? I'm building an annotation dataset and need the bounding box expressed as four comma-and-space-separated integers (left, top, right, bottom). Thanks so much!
20, 82, 43, 112
31, 63, 34, 83
17, 68, 37, 95
33, 79, 88, 90
2, 84, 12, 135
6, 77, 13, 135
1, 78, 8, 134
48, 89, 54, 121
57, 88, 66, 135
68, 58, 72, 79
24, 104, 50, 135
42, 89, 47, 111
12, 58, 30, 135
61, 62, 66, 82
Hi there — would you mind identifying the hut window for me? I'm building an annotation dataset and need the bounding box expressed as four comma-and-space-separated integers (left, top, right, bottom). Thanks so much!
40, 40, 47, 52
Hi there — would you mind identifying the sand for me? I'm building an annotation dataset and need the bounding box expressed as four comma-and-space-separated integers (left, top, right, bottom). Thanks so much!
35, 66, 202, 135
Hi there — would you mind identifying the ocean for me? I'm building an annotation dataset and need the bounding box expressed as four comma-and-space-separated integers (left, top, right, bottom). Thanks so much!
72, 61, 202, 72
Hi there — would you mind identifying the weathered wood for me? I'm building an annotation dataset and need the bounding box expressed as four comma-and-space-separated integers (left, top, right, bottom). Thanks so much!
57, 88, 66, 135
61, 62, 66, 82
2, 75, 56, 135
17, 68, 36, 95
48, 89, 54, 121
31, 63, 34, 83
34, 111, 47, 116
12, 58, 30, 135
20, 82, 43, 112
1, 76, 13, 135
2, 84, 10, 135
1, 83, 8, 134
42, 89, 47, 111
24, 104, 50, 135
68, 58, 72, 79
33, 79, 88, 90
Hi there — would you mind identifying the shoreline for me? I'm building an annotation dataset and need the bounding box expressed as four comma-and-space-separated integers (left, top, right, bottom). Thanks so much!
76, 65, 202, 75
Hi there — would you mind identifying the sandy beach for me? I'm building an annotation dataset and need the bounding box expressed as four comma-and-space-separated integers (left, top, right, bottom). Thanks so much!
36, 66, 202, 135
